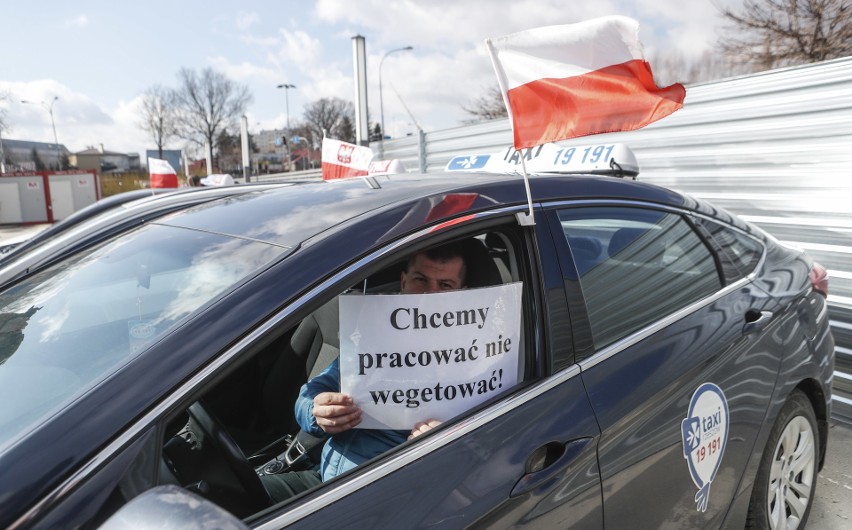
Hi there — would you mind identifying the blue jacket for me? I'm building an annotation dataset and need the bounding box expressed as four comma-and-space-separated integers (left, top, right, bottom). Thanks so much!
295, 359, 409, 481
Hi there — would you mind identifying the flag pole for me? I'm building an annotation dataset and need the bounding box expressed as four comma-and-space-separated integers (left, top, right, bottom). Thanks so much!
516, 149, 535, 225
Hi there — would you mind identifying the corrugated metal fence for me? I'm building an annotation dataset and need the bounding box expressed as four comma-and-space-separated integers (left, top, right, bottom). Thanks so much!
265, 57, 852, 421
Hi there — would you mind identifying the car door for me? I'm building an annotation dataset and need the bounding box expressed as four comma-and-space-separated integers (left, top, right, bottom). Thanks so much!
248, 211, 603, 529
20, 210, 603, 529
545, 203, 780, 528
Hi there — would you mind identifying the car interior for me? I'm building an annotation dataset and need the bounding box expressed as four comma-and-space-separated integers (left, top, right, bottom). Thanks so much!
155, 227, 523, 518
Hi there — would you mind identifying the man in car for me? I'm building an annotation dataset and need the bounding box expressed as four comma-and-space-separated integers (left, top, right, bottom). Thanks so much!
262, 242, 465, 501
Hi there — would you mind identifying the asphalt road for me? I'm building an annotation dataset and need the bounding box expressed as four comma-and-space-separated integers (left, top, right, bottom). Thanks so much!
810, 421, 852, 529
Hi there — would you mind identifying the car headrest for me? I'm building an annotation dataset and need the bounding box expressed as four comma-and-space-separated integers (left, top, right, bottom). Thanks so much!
461, 237, 503, 289
485, 232, 507, 251
607, 228, 646, 259
607, 227, 666, 264
567, 236, 603, 275
292, 296, 341, 379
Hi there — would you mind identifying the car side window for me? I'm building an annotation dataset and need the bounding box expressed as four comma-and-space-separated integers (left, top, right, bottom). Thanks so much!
557, 207, 723, 350
694, 217, 764, 280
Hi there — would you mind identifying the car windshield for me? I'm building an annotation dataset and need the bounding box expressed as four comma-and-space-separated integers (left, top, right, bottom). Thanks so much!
0, 223, 287, 450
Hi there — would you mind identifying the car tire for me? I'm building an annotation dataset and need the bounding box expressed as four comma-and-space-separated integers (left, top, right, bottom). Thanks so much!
746, 390, 819, 530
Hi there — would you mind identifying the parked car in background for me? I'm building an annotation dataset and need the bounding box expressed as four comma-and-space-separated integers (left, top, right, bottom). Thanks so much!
0, 182, 297, 289
0, 145, 833, 529
0, 189, 171, 264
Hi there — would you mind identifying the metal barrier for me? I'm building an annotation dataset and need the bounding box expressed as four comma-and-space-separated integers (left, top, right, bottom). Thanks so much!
252, 169, 321, 183
253, 57, 852, 420
377, 56, 852, 422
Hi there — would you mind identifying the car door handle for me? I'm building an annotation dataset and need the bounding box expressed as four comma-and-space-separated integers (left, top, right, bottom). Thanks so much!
743, 310, 774, 334
510, 437, 593, 498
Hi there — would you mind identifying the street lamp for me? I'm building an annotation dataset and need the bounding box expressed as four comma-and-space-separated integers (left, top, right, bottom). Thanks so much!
379, 46, 413, 158
276, 83, 296, 130
276, 83, 296, 171
21, 96, 60, 149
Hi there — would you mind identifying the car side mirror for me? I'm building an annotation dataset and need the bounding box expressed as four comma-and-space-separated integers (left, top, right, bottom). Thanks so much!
98, 485, 249, 530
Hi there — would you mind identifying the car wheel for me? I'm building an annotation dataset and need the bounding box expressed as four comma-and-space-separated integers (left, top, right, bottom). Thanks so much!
747, 390, 818, 530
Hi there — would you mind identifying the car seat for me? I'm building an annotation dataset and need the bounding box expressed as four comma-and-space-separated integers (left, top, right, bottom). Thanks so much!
608, 227, 668, 263
566, 236, 603, 275
290, 296, 341, 379
461, 237, 504, 288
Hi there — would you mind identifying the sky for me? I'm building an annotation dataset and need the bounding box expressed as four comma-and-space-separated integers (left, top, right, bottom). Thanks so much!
0, 0, 743, 159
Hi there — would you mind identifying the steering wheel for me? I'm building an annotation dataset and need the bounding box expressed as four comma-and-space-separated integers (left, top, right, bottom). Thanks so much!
187, 401, 271, 511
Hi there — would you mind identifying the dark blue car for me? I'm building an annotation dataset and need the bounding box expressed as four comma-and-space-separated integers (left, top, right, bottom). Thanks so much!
0, 161, 834, 529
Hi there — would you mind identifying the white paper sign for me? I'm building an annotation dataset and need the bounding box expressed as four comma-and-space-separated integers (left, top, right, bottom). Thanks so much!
339, 282, 523, 430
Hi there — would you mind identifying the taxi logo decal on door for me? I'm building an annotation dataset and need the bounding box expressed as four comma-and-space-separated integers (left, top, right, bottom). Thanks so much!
681, 382, 729, 512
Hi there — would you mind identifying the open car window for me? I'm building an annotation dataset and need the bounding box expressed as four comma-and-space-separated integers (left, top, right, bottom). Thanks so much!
156, 222, 536, 520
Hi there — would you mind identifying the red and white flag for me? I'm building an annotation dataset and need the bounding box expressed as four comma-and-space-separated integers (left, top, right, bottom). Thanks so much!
368, 159, 406, 175
148, 157, 178, 188
321, 138, 374, 180
486, 16, 685, 150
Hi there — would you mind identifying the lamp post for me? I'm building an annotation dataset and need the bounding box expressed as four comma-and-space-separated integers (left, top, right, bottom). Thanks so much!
21, 96, 60, 148
379, 46, 413, 158
276, 83, 296, 130
276, 83, 296, 171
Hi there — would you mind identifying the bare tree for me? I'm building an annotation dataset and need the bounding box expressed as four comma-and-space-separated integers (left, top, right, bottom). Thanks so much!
649, 50, 757, 86
172, 68, 252, 170
301, 97, 355, 143
718, 0, 852, 70
461, 84, 508, 124
338, 115, 355, 144
139, 85, 176, 159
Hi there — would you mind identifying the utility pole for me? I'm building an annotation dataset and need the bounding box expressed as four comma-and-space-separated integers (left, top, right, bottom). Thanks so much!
276, 83, 296, 170
352, 35, 369, 146
240, 115, 250, 183
276, 83, 296, 130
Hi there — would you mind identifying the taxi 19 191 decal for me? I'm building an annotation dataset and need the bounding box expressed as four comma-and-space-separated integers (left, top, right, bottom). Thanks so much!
681, 382, 729, 512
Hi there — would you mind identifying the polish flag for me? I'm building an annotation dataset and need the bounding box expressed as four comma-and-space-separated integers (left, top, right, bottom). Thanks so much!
321, 138, 374, 180
148, 157, 179, 188
486, 16, 685, 150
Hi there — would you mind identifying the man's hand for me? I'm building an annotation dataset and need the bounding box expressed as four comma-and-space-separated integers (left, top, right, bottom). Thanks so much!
408, 419, 442, 440
313, 392, 361, 434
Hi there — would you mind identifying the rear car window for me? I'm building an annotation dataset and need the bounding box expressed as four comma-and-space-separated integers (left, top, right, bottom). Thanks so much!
694, 217, 764, 280
557, 207, 723, 350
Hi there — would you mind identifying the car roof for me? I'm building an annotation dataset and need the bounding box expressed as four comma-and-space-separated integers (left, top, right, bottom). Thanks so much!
154, 172, 692, 250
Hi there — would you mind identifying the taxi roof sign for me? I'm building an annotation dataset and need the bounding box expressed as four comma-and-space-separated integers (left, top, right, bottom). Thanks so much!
445, 142, 639, 179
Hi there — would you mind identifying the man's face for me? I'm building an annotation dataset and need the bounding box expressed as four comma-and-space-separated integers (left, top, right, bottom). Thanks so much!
401, 253, 465, 294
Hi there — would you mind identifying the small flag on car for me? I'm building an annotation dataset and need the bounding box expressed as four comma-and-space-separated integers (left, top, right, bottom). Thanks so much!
148, 158, 179, 188
486, 16, 686, 150
321, 138, 374, 180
